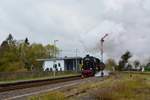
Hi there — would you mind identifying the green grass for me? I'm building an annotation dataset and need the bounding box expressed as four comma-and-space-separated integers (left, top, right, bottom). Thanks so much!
30, 91, 65, 100
91, 73, 150, 100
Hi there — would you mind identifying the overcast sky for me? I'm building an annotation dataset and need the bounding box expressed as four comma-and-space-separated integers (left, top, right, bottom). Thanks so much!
0, 0, 150, 62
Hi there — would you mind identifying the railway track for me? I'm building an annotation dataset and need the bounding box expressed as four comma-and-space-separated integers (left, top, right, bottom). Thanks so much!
1, 72, 148, 99
0, 73, 111, 99
0, 75, 81, 92
0, 76, 104, 100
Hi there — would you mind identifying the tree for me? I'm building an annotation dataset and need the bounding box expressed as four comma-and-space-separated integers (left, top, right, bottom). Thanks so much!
0, 34, 59, 72
105, 58, 117, 71
118, 51, 132, 71
127, 63, 133, 71
121, 51, 132, 63
24, 43, 57, 71
25, 38, 30, 45
0, 41, 26, 72
117, 60, 125, 71
45, 44, 59, 58
0, 35, 28, 72
145, 62, 150, 71
6, 34, 16, 46
134, 60, 140, 68
6, 34, 13, 41
1, 40, 8, 48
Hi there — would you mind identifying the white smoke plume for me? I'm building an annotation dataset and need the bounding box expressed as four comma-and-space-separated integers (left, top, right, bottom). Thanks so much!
79, 0, 150, 62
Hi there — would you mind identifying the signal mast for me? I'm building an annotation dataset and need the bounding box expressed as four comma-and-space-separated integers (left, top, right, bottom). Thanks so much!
100, 34, 108, 62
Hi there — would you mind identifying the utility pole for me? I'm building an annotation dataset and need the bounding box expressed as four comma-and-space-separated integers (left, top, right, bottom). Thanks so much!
75, 49, 78, 72
100, 34, 108, 62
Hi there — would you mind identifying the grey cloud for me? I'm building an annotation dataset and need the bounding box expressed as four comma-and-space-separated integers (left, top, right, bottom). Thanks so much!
0, 0, 150, 62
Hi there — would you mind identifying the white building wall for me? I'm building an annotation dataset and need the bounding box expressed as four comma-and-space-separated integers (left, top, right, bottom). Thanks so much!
43, 60, 65, 71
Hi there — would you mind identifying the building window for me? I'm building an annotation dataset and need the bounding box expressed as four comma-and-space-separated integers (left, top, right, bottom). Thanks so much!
58, 63, 61, 67
53, 64, 57, 68
50, 68, 53, 71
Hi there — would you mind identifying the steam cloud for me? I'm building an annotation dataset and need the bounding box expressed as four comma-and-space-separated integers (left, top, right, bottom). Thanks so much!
79, 0, 150, 62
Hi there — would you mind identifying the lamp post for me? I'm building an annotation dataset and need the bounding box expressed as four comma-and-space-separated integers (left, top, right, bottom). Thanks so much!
54, 40, 59, 58
53, 40, 58, 77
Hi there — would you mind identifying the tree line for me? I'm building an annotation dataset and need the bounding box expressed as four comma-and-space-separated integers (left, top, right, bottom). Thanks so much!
0, 34, 149, 72
0, 34, 58, 72
106, 51, 150, 71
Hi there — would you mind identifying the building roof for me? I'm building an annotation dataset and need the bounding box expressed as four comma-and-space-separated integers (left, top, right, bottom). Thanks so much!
36, 57, 82, 61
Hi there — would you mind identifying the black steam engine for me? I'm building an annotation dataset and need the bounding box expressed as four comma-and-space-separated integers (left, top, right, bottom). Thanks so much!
81, 55, 105, 77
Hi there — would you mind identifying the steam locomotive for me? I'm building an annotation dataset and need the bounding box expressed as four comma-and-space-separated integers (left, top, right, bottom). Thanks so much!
81, 55, 105, 77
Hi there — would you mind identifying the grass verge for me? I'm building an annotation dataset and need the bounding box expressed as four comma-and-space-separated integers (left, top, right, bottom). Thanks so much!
29, 72, 150, 100
29, 91, 65, 100
91, 73, 150, 100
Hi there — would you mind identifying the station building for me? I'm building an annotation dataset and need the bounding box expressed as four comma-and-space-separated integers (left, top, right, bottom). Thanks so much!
37, 57, 82, 72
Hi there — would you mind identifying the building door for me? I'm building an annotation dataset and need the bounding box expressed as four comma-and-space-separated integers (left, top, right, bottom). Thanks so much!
65, 59, 74, 71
